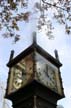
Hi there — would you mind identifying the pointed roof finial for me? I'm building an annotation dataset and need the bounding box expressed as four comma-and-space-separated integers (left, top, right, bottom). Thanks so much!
54, 49, 60, 61
32, 31, 37, 45
9, 50, 14, 61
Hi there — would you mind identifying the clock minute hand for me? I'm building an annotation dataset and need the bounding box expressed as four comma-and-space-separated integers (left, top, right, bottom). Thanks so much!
44, 64, 49, 77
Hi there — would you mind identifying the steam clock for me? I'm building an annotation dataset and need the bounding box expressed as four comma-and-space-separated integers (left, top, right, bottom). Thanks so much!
5, 37, 65, 108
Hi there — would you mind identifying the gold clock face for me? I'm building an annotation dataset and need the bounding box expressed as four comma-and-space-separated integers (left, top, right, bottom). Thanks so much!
8, 53, 33, 94
35, 53, 62, 94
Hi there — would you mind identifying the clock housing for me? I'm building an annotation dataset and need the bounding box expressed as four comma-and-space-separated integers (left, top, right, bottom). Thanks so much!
5, 43, 64, 99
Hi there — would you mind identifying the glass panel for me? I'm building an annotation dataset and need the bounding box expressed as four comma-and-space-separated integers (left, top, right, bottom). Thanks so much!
8, 53, 34, 94
35, 52, 58, 93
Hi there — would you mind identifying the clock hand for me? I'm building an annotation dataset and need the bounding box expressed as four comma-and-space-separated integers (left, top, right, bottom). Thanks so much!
44, 64, 49, 77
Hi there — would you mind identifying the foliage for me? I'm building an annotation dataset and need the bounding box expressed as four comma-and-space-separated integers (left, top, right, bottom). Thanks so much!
0, 0, 71, 42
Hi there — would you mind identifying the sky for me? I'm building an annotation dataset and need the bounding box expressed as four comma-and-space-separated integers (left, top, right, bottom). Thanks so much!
0, 0, 71, 108
0, 22, 71, 108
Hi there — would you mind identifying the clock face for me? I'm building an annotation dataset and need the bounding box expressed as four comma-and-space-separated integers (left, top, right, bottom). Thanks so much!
35, 53, 62, 94
36, 62, 57, 91
8, 53, 34, 94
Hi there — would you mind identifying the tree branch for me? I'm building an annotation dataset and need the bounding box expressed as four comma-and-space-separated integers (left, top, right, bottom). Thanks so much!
42, 0, 68, 11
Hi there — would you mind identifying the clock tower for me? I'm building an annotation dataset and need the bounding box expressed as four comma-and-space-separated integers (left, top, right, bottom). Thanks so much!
5, 36, 65, 108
